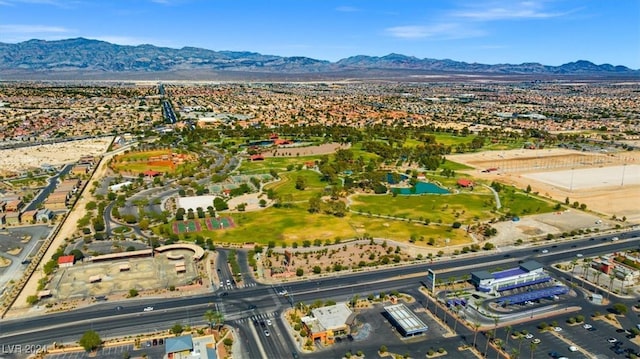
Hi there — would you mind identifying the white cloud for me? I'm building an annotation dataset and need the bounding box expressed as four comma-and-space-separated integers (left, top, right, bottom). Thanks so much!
452, 0, 570, 21
0, 24, 70, 34
90, 36, 163, 46
335, 6, 359, 12
385, 23, 484, 40
0, 0, 80, 8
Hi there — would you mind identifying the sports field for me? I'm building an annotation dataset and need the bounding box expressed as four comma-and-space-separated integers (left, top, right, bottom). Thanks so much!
172, 220, 202, 234
205, 217, 235, 230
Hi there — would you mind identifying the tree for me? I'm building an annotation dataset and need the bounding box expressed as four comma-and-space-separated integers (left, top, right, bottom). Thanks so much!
612, 303, 628, 315
472, 321, 481, 349
529, 342, 537, 359
308, 196, 321, 213
79, 330, 101, 352
204, 309, 225, 331
170, 323, 184, 335
295, 176, 307, 190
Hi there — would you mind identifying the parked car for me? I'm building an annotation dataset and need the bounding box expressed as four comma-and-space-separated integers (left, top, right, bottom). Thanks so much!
568, 346, 578, 352
143, 306, 154, 312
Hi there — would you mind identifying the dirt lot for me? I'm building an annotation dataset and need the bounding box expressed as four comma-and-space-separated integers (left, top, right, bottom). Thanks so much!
261, 142, 350, 157
449, 148, 640, 224
49, 249, 200, 301
0, 137, 113, 175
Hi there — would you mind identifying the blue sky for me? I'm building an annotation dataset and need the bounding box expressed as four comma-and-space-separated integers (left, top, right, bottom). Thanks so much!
1, 0, 639, 68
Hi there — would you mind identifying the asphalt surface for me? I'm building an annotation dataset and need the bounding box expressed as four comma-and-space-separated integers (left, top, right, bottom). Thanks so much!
0, 230, 638, 359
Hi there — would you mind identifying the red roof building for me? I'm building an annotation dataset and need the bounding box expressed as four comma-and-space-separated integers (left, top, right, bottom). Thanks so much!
457, 179, 474, 187
143, 169, 162, 177
250, 154, 264, 161
58, 255, 75, 267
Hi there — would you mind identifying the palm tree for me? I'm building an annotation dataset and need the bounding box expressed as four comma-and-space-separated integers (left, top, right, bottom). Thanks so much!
484, 329, 494, 358
608, 274, 615, 299
570, 259, 578, 277
504, 325, 513, 348
582, 258, 591, 283
517, 335, 525, 354
472, 321, 481, 349
594, 270, 602, 288
203, 309, 224, 332
510, 348, 520, 359
529, 342, 538, 359
452, 305, 461, 333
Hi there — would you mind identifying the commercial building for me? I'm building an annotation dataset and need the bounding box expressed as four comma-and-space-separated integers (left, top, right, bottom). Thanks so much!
471, 260, 549, 294
301, 303, 354, 345
384, 303, 429, 337
165, 334, 217, 359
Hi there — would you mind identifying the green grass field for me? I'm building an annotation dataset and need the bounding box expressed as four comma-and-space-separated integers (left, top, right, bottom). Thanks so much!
263, 170, 326, 201
164, 206, 470, 246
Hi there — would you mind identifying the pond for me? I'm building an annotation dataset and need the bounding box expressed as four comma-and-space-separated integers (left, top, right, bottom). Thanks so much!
392, 181, 450, 195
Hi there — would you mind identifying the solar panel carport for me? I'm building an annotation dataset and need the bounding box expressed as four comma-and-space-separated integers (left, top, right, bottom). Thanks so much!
496, 285, 569, 306
384, 304, 429, 337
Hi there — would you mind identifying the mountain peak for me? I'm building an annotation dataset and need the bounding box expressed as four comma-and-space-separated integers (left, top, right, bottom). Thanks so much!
0, 38, 637, 79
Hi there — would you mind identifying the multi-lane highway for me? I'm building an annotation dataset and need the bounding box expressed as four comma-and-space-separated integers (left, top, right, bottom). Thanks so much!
1, 230, 638, 357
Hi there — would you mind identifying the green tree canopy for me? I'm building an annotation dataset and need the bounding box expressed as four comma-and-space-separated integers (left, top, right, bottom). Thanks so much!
79, 330, 101, 352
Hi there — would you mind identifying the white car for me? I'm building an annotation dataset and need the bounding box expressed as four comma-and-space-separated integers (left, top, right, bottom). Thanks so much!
583, 323, 592, 329
607, 338, 617, 343
525, 333, 534, 339
569, 346, 578, 352
266, 319, 272, 326
576, 253, 583, 257
531, 338, 541, 344
226, 279, 231, 286
611, 237, 619, 241
553, 326, 563, 332
541, 249, 549, 254
143, 306, 154, 312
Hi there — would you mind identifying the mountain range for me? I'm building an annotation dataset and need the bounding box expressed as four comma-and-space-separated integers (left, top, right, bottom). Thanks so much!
0, 38, 638, 81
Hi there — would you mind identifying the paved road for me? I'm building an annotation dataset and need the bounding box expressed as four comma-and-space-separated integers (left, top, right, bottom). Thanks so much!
0, 231, 638, 359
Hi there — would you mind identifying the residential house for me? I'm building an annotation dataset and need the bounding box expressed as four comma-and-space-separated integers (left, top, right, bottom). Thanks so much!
4, 211, 20, 225
36, 208, 54, 222
21, 210, 37, 223
5, 199, 23, 212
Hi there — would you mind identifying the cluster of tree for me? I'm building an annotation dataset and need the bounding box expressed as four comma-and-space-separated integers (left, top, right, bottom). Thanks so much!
307, 196, 347, 217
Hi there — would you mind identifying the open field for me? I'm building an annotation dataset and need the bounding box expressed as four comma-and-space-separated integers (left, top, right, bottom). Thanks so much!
261, 142, 350, 157
163, 206, 471, 247
48, 249, 199, 301
449, 148, 640, 223
0, 137, 113, 175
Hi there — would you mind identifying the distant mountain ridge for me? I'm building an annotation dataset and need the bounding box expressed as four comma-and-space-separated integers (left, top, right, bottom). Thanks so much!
0, 38, 637, 79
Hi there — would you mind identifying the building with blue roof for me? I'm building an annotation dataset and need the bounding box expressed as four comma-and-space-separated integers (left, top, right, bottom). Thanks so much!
471, 260, 549, 294
165, 334, 217, 359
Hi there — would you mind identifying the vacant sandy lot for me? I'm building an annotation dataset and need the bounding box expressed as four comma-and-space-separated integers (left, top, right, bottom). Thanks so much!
0, 137, 114, 174
449, 148, 640, 224
261, 142, 350, 157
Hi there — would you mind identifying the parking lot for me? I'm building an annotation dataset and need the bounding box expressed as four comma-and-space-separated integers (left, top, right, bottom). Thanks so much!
45, 342, 166, 359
